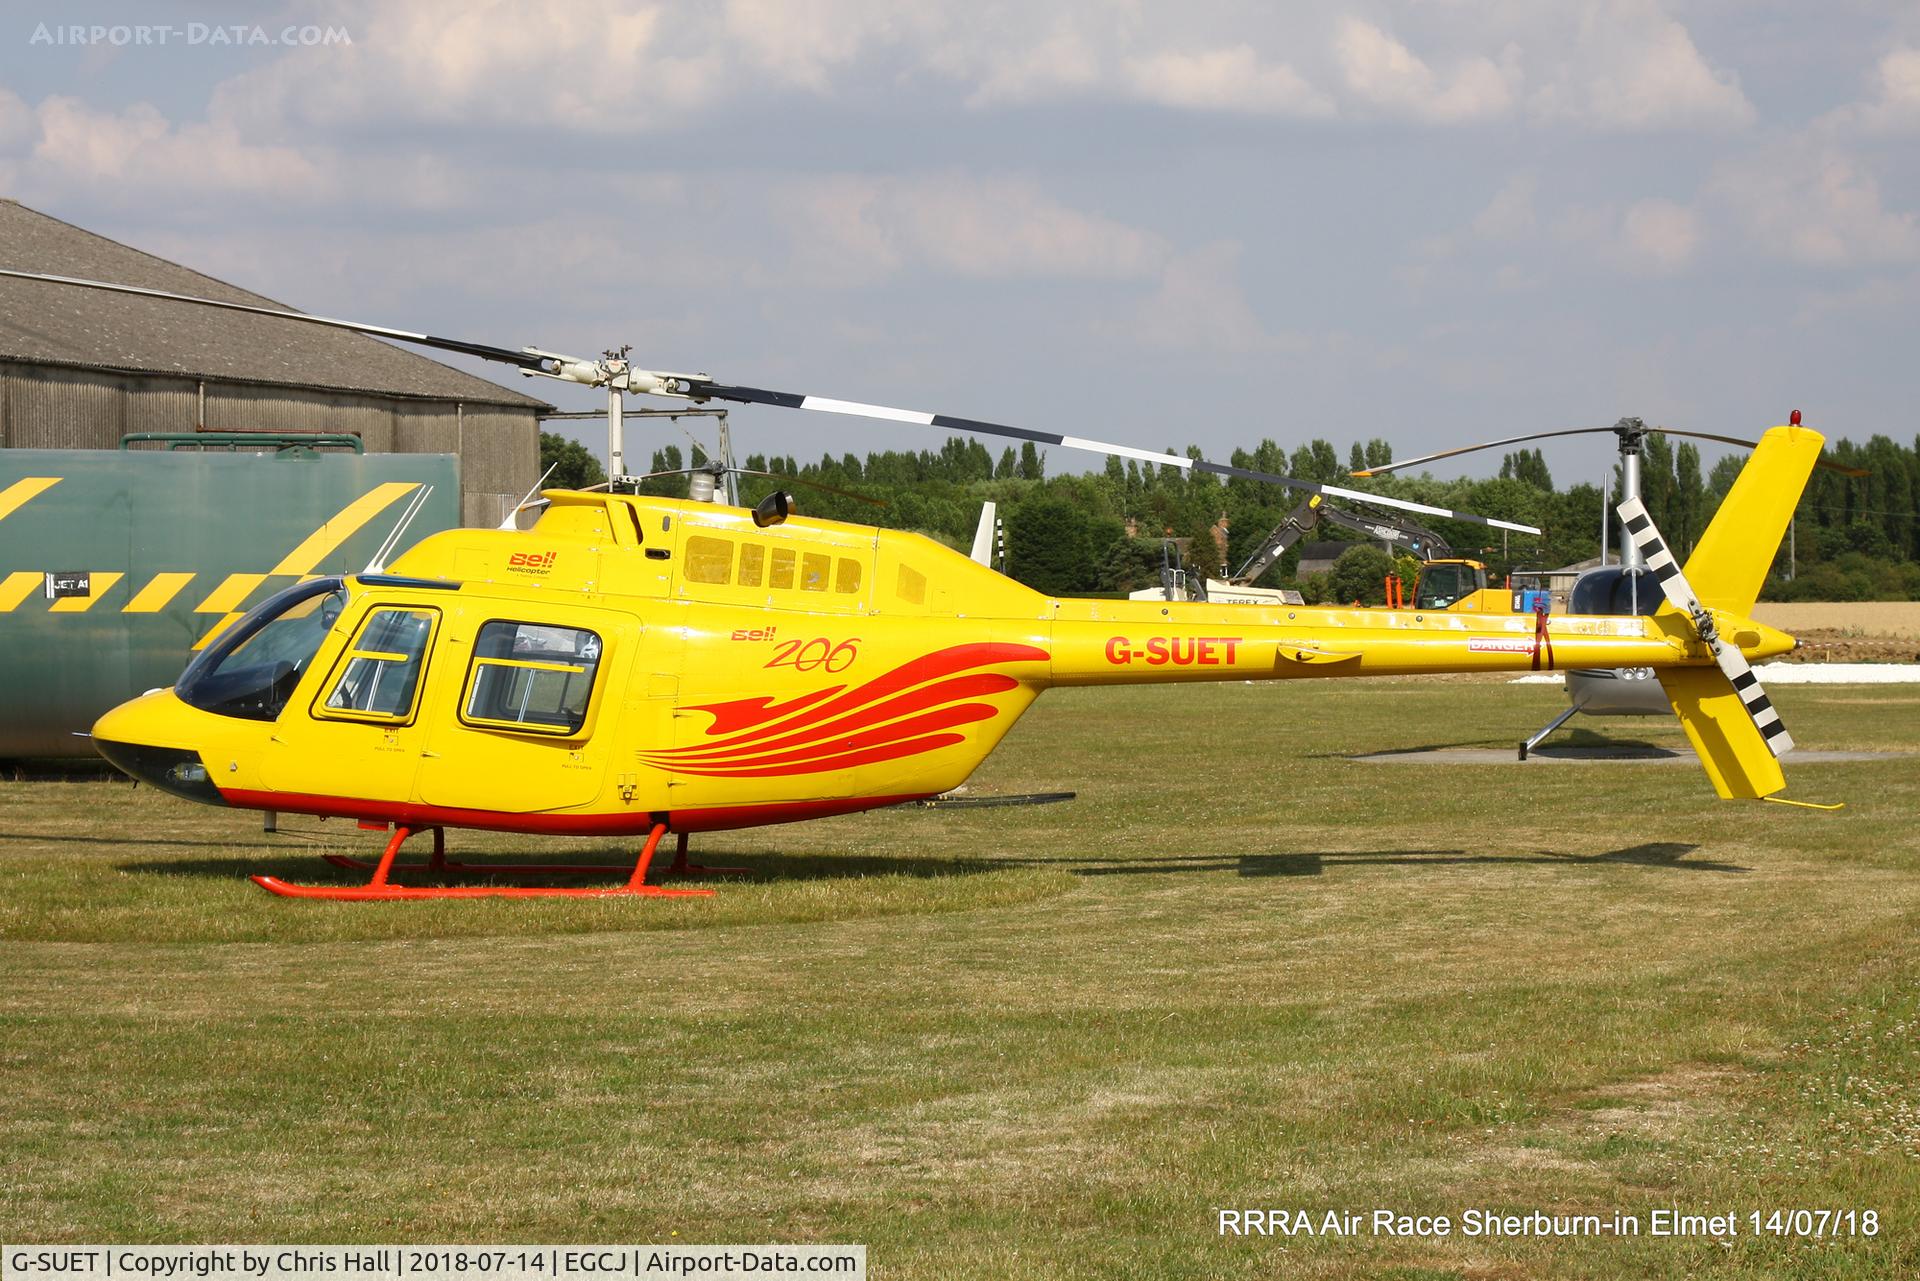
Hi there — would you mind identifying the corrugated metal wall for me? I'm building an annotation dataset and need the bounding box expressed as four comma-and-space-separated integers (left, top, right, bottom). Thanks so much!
0, 360, 537, 526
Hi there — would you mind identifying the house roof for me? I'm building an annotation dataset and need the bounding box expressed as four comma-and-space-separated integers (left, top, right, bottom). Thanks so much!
0, 200, 548, 410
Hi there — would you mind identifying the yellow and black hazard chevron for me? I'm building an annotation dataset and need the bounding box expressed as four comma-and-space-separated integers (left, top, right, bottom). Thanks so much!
1, 451, 461, 758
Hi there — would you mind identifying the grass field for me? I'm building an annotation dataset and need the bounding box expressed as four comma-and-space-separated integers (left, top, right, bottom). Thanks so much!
2, 678, 1918, 1279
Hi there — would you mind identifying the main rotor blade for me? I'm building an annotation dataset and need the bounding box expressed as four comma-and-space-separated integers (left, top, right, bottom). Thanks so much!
1645, 426, 1862, 474
1355, 422, 1866, 478
0, 270, 1548, 531
1351, 428, 1620, 477
1616, 496, 1792, 757
0, 269, 553, 372
688, 380, 1540, 535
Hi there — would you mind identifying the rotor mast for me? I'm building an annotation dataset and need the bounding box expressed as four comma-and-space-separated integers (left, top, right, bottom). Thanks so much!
1615, 417, 1647, 570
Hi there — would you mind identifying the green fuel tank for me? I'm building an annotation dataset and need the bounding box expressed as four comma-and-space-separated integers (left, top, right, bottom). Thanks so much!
0, 444, 460, 757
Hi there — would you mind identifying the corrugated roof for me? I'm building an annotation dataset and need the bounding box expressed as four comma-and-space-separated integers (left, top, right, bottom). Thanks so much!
0, 200, 548, 409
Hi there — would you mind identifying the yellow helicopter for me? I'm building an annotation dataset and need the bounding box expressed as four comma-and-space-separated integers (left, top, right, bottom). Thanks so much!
3, 272, 1829, 901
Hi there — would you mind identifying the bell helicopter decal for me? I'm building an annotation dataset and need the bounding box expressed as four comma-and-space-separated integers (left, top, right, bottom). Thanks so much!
0, 270, 1840, 901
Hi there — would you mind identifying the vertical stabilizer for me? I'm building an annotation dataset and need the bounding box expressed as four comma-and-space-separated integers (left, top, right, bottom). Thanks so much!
1681, 423, 1825, 615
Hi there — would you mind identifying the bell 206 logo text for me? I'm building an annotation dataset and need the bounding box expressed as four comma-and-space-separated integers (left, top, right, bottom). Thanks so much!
1104, 636, 1241, 666
506, 550, 557, 574
731, 626, 861, 673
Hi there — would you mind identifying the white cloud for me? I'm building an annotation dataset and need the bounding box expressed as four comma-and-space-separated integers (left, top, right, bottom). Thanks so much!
1523, 0, 1753, 131
1708, 144, 1920, 265
1472, 175, 1538, 239
0, 88, 31, 150
1619, 198, 1698, 272
780, 173, 1171, 286
1125, 241, 1303, 354
1333, 19, 1516, 123
1824, 46, 1920, 132
171, 0, 1759, 139
21, 96, 331, 203
1123, 45, 1332, 117
959, 20, 1105, 107
722, 0, 900, 93
207, 0, 733, 134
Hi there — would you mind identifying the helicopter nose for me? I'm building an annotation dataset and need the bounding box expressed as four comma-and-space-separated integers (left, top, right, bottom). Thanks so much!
92, 690, 230, 806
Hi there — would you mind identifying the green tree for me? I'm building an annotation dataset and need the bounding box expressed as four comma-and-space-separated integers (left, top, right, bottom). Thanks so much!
1673, 442, 1705, 553
1329, 544, 1394, 605
1097, 537, 1165, 593
995, 447, 1018, 480
1006, 494, 1097, 594
1019, 441, 1045, 481
1498, 448, 1553, 491
538, 432, 606, 490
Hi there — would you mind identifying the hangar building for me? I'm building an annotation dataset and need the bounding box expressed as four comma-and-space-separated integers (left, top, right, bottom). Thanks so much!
0, 199, 548, 526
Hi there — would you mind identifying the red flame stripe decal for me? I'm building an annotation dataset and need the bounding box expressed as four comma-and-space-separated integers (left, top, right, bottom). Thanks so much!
680, 643, 1045, 752
664, 672, 1017, 763
664, 734, 972, 778
658, 704, 999, 775
644, 641, 1047, 778
689, 685, 843, 738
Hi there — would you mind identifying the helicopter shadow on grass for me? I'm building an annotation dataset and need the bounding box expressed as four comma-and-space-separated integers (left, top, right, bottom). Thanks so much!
110, 845, 1002, 886
1345, 726, 1685, 760
1009, 841, 1744, 879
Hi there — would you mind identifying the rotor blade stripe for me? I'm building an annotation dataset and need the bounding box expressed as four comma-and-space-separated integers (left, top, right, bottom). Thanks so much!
1062, 435, 1191, 468
1650, 560, 1680, 584
937, 415, 1064, 447
803, 396, 935, 426
0, 270, 550, 370
1746, 692, 1773, 715
1624, 513, 1652, 534
694, 380, 1542, 534
1731, 669, 1758, 691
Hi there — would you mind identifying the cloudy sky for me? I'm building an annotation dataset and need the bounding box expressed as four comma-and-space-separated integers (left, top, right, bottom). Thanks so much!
3, 1, 1917, 484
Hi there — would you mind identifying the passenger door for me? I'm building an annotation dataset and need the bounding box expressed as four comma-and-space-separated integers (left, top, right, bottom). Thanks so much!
415, 603, 624, 814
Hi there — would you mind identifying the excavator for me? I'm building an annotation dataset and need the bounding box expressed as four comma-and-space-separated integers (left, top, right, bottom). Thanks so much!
1137, 492, 1523, 611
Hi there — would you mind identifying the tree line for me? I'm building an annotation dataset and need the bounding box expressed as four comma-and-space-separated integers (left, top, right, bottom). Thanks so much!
540, 425, 1920, 602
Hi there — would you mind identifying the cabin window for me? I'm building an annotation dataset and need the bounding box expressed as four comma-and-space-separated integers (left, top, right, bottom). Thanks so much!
896, 564, 927, 605
801, 552, 830, 592
769, 547, 796, 590
460, 620, 603, 736
319, 607, 437, 724
685, 535, 732, 585
835, 558, 862, 594
738, 544, 765, 587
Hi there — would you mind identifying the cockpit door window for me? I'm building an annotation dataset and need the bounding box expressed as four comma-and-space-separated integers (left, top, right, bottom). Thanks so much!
316, 607, 437, 724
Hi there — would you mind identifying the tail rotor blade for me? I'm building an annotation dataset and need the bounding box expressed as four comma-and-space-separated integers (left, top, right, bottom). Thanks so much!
1616, 496, 1793, 756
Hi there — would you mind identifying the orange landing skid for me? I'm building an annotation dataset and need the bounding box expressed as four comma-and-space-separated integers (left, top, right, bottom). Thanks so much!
252, 823, 714, 900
